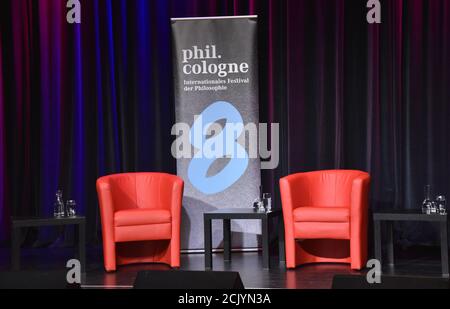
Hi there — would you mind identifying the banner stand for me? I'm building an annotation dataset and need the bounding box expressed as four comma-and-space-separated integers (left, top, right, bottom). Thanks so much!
171, 16, 261, 251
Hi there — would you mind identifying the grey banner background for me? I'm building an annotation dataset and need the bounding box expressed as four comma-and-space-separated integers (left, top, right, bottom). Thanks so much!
171, 17, 261, 250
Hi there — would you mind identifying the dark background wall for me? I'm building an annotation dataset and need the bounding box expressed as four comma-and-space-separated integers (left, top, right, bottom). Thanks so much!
0, 0, 449, 247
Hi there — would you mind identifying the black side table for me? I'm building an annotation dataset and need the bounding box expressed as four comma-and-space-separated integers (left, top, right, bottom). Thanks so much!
203, 208, 284, 270
11, 216, 86, 272
373, 209, 448, 278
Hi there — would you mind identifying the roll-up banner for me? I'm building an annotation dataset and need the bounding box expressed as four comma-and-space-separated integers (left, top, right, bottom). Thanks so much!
171, 16, 260, 251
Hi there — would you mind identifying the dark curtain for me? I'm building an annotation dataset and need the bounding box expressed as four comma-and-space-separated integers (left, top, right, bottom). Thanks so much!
286, 0, 450, 244
0, 0, 284, 246
0, 0, 177, 245
1, 0, 449, 246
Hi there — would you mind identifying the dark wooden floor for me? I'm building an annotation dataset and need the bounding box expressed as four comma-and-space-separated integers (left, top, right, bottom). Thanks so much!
0, 245, 446, 289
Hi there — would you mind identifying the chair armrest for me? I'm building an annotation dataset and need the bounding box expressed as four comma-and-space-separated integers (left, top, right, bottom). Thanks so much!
350, 173, 371, 232
351, 174, 370, 213
280, 173, 311, 241
96, 177, 115, 242
169, 177, 184, 265
280, 173, 310, 214
170, 177, 184, 222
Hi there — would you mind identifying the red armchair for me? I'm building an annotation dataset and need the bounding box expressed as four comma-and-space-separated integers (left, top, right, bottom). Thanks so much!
280, 170, 370, 270
96, 173, 184, 272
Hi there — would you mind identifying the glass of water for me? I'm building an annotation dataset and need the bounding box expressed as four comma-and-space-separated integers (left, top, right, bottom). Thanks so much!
66, 200, 77, 217
436, 196, 447, 215
54, 190, 65, 218
263, 193, 272, 212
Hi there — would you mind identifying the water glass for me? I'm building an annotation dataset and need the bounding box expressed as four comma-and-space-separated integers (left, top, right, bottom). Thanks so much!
436, 196, 447, 215
66, 200, 77, 217
252, 198, 265, 212
422, 185, 433, 214
263, 193, 272, 212
54, 190, 65, 218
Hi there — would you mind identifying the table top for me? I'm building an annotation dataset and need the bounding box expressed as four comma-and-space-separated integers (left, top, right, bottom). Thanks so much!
204, 208, 281, 219
11, 216, 86, 227
373, 209, 447, 222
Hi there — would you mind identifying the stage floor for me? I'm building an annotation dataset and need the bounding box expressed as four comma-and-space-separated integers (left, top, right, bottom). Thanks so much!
0, 246, 446, 289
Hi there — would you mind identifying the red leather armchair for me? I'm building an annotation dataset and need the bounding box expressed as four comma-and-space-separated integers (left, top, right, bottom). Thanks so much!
96, 173, 184, 272
280, 170, 370, 270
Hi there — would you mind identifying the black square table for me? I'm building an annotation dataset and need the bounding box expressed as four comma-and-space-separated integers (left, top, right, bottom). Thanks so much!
11, 216, 86, 272
203, 208, 284, 270
373, 209, 448, 278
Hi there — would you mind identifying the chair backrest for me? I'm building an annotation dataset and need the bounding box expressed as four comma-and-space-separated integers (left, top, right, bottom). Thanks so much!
100, 173, 182, 211
292, 170, 368, 208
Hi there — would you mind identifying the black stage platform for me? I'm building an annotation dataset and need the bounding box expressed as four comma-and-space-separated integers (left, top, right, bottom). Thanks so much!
0, 246, 448, 289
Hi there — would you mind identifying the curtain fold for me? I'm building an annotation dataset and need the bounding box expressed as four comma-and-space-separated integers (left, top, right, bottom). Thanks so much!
0, 31, 6, 239
285, 0, 450, 244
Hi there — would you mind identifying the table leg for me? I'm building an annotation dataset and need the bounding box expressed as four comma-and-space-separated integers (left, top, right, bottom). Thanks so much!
440, 221, 449, 278
278, 215, 286, 263
386, 221, 395, 266
223, 219, 231, 262
204, 217, 212, 270
78, 222, 86, 273
374, 220, 382, 268
11, 226, 20, 271
262, 217, 270, 269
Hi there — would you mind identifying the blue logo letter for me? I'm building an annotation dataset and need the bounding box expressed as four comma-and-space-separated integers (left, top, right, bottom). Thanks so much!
188, 101, 249, 195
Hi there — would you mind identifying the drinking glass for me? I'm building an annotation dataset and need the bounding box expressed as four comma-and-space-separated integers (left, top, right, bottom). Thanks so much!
66, 200, 77, 217
54, 190, 65, 218
422, 185, 433, 215
436, 196, 447, 215
263, 193, 272, 212
258, 200, 266, 213
253, 198, 265, 212
253, 198, 262, 210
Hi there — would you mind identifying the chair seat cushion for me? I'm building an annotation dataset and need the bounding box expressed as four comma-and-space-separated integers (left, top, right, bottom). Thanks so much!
293, 207, 350, 223
294, 222, 350, 240
114, 209, 171, 227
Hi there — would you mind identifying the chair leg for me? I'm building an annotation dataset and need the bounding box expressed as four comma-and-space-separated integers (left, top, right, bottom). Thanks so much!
285, 238, 298, 269
103, 240, 117, 272
170, 240, 181, 268
350, 238, 367, 270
